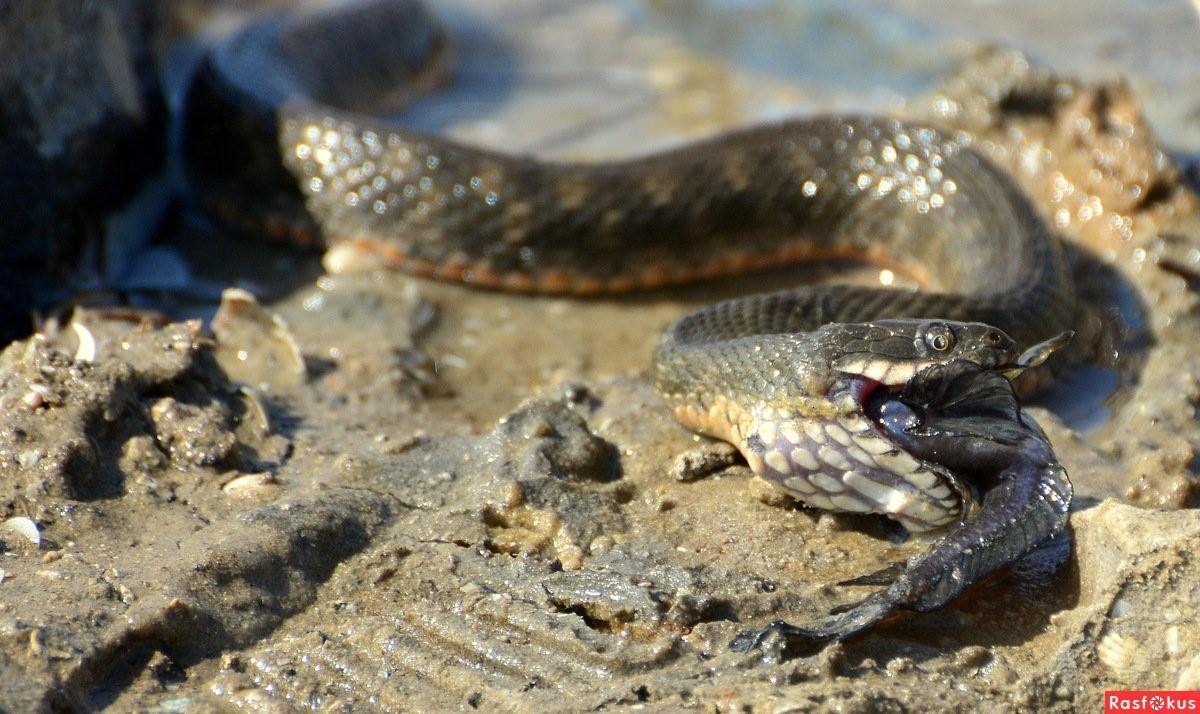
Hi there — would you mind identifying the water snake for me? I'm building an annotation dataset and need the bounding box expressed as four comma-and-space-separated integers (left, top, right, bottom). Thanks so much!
182, 0, 1082, 642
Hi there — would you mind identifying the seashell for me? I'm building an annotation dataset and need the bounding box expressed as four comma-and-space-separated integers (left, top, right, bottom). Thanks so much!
1, 517, 41, 546
1097, 631, 1143, 678
221, 472, 280, 497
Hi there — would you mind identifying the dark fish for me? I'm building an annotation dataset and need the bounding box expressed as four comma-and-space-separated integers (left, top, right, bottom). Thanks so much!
731, 359, 1072, 649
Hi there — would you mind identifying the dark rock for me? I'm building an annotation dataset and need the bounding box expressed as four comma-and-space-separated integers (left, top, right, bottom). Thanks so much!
0, 0, 167, 341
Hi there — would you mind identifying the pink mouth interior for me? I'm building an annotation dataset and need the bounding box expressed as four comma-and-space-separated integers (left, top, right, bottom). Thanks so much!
849, 375, 884, 407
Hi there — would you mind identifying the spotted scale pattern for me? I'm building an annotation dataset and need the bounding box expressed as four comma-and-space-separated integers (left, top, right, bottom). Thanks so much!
750, 415, 959, 532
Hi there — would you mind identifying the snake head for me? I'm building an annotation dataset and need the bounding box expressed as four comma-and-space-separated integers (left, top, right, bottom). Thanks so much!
826, 319, 1020, 390
867, 359, 1053, 479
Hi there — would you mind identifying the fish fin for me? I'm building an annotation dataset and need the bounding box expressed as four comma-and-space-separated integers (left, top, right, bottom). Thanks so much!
838, 562, 906, 587
729, 590, 900, 652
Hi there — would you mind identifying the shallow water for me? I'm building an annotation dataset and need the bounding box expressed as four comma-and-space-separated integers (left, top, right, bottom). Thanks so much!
625, 0, 954, 100
629, 0, 1200, 149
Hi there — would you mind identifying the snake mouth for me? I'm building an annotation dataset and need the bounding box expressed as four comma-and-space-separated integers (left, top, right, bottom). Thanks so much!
847, 374, 885, 408
845, 375, 926, 460
834, 328, 1075, 401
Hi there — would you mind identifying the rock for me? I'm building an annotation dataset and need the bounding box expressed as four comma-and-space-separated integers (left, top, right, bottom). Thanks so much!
670, 440, 740, 482
0, 0, 166, 342
488, 400, 621, 483
0, 319, 273, 508
1029, 500, 1200, 707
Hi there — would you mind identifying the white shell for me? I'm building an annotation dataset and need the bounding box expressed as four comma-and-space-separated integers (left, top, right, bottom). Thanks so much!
1, 517, 40, 545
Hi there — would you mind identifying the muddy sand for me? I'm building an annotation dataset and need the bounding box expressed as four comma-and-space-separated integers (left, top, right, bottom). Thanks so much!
1, 2, 1199, 711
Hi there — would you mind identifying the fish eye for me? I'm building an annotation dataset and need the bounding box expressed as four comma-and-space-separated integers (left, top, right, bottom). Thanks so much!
924, 324, 955, 352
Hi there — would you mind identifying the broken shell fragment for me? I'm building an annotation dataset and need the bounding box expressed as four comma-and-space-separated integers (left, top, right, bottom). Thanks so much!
221, 472, 280, 497
2, 517, 41, 546
71, 320, 97, 363
211, 288, 307, 389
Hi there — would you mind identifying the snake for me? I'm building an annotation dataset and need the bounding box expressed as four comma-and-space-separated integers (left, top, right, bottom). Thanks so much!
182, 0, 1081, 642
731, 359, 1071, 647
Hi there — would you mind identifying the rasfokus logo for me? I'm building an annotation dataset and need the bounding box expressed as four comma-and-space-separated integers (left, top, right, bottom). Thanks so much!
1106, 692, 1200, 712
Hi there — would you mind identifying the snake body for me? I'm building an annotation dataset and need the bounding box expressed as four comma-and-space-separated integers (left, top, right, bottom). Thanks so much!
183, 0, 1079, 638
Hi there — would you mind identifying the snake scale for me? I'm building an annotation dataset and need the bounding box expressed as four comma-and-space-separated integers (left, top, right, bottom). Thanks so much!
182, 0, 1080, 643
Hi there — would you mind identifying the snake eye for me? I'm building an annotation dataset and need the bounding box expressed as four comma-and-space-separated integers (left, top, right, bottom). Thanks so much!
924, 324, 955, 352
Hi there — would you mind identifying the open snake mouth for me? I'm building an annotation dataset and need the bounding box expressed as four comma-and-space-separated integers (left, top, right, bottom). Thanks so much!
840, 371, 930, 455
846, 373, 885, 410
836, 358, 972, 416
829, 333, 1075, 516
841, 369, 928, 436
841, 366, 990, 511
835, 329, 1075, 411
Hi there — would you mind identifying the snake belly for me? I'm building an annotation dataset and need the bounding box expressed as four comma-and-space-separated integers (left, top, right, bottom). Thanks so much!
182, 0, 1081, 530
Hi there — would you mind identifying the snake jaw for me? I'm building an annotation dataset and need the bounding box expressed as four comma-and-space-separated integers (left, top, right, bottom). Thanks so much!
832, 354, 935, 387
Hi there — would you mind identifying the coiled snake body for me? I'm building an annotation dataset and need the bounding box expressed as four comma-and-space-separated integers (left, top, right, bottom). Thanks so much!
183, 0, 1079, 642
